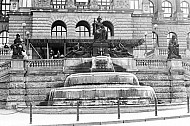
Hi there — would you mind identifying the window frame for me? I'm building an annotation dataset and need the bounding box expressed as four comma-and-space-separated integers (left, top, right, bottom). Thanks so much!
75, 20, 91, 37
1, 0, 11, 16
162, 1, 172, 18
51, 20, 67, 38
167, 32, 177, 46
0, 30, 9, 46
130, 0, 140, 9
180, 1, 189, 19
51, 0, 67, 9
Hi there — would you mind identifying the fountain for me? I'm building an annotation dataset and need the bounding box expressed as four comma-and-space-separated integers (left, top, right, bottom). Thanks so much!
48, 72, 156, 106
48, 16, 156, 106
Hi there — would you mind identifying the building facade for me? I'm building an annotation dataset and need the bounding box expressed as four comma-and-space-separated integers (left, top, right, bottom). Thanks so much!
0, 0, 190, 58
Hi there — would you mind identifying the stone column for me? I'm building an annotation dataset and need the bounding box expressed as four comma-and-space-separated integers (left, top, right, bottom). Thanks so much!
174, 0, 183, 21
155, 0, 164, 21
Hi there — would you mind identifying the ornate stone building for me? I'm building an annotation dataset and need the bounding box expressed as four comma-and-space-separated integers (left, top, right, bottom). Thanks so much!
0, 0, 190, 58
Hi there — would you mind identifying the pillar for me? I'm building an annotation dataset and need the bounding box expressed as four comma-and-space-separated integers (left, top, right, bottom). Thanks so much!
155, 0, 164, 21
174, 0, 183, 21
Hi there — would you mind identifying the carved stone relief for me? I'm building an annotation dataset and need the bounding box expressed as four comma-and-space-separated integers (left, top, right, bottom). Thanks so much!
114, 0, 129, 10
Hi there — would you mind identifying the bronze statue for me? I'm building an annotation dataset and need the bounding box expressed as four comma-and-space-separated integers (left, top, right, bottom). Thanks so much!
10, 34, 25, 59
167, 35, 181, 59
93, 16, 108, 41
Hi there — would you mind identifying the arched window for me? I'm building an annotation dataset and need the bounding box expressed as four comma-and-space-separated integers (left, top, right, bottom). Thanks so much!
149, 0, 154, 14
180, 1, 189, 18
162, 1, 172, 18
102, 21, 114, 38
1, 0, 11, 16
167, 32, 177, 45
51, 0, 67, 9
152, 32, 158, 47
0, 31, 9, 46
51, 20, 67, 38
76, 21, 90, 37
98, 0, 112, 10
130, 0, 139, 9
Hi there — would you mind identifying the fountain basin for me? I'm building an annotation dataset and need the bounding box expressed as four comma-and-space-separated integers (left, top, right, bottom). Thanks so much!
48, 72, 156, 106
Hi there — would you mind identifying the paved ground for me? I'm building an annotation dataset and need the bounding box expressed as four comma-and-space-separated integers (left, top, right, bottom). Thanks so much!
0, 106, 190, 126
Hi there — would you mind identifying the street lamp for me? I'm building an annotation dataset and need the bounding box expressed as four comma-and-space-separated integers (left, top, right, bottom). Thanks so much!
153, 24, 158, 30
22, 22, 26, 43
144, 31, 148, 56
26, 31, 30, 56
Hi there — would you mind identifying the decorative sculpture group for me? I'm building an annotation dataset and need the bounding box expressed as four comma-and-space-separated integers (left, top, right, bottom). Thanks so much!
65, 16, 133, 58
10, 34, 25, 59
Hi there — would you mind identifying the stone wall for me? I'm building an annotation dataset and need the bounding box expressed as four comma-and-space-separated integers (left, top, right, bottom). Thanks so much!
2, 58, 189, 108
136, 72, 187, 103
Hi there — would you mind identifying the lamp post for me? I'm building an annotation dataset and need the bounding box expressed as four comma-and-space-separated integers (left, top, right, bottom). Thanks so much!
144, 31, 148, 56
153, 24, 158, 47
26, 31, 30, 56
22, 22, 26, 43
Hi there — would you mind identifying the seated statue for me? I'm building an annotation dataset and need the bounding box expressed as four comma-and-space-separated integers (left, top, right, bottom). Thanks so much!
10, 34, 25, 59
93, 16, 108, 41
167, 35, 181, 59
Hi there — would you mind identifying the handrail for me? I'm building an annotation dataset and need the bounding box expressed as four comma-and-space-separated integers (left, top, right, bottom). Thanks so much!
135, 58, 167, 69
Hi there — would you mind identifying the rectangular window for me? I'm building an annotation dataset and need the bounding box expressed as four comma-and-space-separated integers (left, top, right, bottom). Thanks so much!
2, 0, 11, 16
20, 0, 31, 7
98, 0, 112, 10
130, 0, 139, 9
51, 0, 67, 9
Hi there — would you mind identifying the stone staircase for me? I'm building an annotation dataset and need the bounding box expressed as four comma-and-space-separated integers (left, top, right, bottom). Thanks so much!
0, 58, 189, 108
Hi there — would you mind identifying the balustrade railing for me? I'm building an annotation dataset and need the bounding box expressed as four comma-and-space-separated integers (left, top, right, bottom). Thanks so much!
135, 59, 168, 69
25, 58, 170, 72
26, 59, 64, 68
157, 47, 186, 57
0, 48, 11, 56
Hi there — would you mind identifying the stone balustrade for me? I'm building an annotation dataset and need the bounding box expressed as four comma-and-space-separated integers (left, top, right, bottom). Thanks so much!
1, 57, 190, 108
0, 48, 11, 55
135, 58, 168, 71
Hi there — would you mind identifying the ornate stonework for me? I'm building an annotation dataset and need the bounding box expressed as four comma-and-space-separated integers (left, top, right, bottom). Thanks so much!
34, 0, 51, 8
114, 0, 129, 10
90, 0, 99, 11
66, 0, 76, 10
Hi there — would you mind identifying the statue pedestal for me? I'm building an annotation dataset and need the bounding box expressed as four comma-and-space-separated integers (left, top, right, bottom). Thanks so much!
167, 59, 186, 103
167, 59, 184, 74
92, 42, 108, 56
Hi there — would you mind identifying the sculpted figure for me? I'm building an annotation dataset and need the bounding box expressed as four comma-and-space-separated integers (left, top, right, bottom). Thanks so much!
93, 16, 108, 41
167, 35, 181, 59
10, 34, 25, 59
